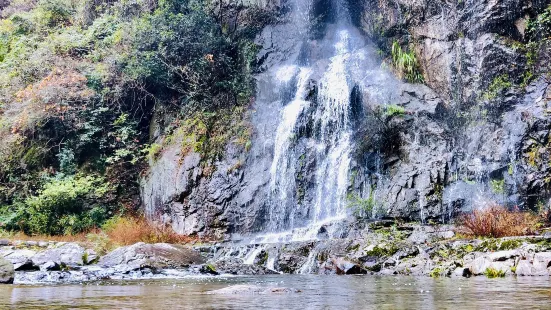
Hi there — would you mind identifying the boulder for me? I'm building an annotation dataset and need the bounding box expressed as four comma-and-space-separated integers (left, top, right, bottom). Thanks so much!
514, 254, 551, 276
98, 243, 206, 270
40, 261, 60, 272
452, 267, 472, 278
31, 243, 87, 269
318, 257, 367, 275
488, 250, 519, 262
468, 257, 492, 275
213, 258, 278, 275
515, 259, 537, 276
1, 249, 37, 270
0, 256, 14, 284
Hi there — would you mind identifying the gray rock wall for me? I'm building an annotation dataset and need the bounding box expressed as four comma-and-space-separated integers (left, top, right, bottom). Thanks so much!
141, 0, 551, 237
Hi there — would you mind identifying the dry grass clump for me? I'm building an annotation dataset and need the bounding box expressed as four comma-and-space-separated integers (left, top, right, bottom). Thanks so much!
458, 205, 539, 238
2, 216, 199, 256
101, 216, 196, 246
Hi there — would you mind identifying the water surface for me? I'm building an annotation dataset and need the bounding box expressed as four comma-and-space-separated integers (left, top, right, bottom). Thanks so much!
1, 275, 551, 309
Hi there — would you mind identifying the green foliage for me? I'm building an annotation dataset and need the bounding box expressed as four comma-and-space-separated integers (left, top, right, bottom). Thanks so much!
384, 104, 406, 117
1, 175, 111, 235
145, 143, 163, 162
57, 148, 77, 176
105, 113, 142, 165
484, 267, 506, 278
490, 179, 505, 194
86, 231, 115, 255
34, 0, 76, 28
347, 189, 377, 218
527, 6, 551, 41
481, 74, 512, 101
125, 0, 258, 111
0, 0, 268, 235
363, 244, 399, 258
525, 42, 538, 67
170, 106, 252, 163
429, 267, 443, 278
391, 41, 424, 83
476, 239, 522, 251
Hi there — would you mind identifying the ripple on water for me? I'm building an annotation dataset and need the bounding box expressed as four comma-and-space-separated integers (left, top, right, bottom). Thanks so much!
1, 275, 551, 309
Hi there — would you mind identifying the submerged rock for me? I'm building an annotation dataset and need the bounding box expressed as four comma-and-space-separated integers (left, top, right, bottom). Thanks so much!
0, 256, 14, 284
209, 285, 301, 295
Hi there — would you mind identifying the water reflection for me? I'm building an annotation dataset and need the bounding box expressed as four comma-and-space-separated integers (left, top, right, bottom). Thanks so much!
1, 275, 550, 309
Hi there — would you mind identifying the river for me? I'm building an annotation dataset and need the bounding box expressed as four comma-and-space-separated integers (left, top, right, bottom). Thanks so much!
1, 275, 550, 309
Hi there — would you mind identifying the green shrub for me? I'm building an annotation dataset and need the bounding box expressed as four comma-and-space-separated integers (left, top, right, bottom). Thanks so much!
490, 179, 505, 194
363, 244, 399, 258
484, 267, 506, 278
124, 1, 257, 110
481, 74, 512, 101
527, 6, 551, 41
18, 175, 111, 235
86, 231, 115, 256
146, 143, 163, 162
384, 104, 406, 117
347, 190, 377, 218
429, 267, 443, 278
391, 41, 424, 83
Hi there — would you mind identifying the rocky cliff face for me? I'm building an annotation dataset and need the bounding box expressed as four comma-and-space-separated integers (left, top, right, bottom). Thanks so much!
352, 0, 551, 212
352, 0, 545, 102
141, 0, 551, 238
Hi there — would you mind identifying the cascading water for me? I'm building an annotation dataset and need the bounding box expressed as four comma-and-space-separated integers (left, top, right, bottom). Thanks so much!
251, 0, 394, 243
268, 67, 314, 231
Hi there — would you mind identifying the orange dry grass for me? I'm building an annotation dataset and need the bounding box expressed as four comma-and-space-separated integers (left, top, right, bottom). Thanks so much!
458, 205, 539, 238
1, 217, 199, 247
103, 217, 197, 246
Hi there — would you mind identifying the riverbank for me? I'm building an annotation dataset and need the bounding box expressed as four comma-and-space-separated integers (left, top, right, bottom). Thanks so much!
2, 223, 551, 284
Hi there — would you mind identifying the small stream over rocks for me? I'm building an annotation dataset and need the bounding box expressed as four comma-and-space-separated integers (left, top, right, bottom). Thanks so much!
3, 225, 551, 285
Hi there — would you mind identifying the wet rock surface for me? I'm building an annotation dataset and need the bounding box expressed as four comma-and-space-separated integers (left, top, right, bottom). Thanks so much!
138, 0, 551, 238
3, 225, 551, 284
213, 258, 279, 275
207, 223, 551, 278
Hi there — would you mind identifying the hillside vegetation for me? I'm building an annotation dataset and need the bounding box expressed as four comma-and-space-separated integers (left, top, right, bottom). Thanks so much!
0, 0, 270, 235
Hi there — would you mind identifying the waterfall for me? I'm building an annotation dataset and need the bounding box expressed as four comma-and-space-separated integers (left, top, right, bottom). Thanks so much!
243, 246, 263, 265
255, 0, 375, 241
268, 29, 356, 231
268, 67, 313, 231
